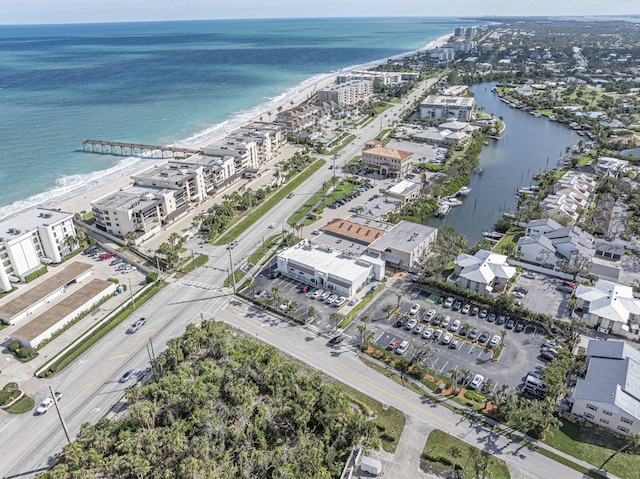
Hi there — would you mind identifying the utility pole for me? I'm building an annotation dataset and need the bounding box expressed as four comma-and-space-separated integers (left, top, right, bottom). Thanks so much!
191, 249, 196, 270
49, 386, 71, 444
227, 245, 237, 294
128, 277, 135, 309
156, 256, 161, 281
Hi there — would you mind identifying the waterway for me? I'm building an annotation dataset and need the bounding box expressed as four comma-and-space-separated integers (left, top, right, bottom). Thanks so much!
426, 82, 582, 245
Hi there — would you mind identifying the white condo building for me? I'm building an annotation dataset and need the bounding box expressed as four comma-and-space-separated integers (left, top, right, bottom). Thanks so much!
0, 208, 78, 292
420, 95, 476, 121
317, 80, 373, 106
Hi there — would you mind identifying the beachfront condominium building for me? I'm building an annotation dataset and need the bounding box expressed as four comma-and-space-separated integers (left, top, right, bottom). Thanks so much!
316, 80, 373, 106
175, 154, 237, 192
0, 208, 78, 292
420, 95, 476, 121
131, 163, 207, 204
361, 141, 414, 177
202, 136, 259, 172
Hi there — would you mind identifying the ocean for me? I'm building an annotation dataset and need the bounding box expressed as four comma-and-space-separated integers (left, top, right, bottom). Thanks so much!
0, 17, 468, 220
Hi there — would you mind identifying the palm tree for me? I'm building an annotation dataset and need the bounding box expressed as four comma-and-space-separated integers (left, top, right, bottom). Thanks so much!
396, 293, 402, 309
448, 446, 462, 477
358, 315, 370, 349
271, 286, 281, 304
306, 305, 316, 323
449, 369, 459, 395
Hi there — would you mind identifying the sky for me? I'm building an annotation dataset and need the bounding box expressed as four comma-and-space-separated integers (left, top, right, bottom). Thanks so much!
2, 0, 639, 25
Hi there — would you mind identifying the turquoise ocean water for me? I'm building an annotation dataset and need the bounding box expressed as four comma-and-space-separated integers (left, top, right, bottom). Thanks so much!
0, 17, 467, 219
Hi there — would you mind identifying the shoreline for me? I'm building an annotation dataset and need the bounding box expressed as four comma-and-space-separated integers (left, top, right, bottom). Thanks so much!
49, 33, 450, 216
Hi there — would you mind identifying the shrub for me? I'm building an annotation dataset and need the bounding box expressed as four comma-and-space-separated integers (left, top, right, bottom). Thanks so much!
15, 346, 37, 361
464, 390, 486, 403
3, 382, 19, 392
25, 265, 48, 283
145, 272, 158, 283
6, 340, 20, 353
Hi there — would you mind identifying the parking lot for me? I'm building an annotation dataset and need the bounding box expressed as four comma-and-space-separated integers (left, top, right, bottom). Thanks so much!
512, 272, 574, 320
365, 283, 548, 393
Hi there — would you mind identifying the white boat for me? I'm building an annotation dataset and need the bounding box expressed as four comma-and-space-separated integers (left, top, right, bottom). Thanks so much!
482, 231, 504, 240
434, 204, 451, 217
441, 197, 463, 207
457, 186, 472, 196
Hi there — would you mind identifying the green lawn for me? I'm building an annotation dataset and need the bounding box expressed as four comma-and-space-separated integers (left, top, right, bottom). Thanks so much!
247, 234, 282, 265
5, 396, 35, 414
223, 269, 246, 288
493, 227, 525, 254
544, 419, 639, 479
423, 429, 510, 479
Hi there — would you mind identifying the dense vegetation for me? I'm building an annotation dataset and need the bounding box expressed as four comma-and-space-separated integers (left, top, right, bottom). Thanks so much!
40, 321, 376, 478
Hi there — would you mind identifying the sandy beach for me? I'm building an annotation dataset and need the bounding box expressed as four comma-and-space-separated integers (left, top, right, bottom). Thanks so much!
52, 34, 450, 222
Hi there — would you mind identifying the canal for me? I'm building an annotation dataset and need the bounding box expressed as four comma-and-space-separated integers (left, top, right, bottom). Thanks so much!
426, 82, 582, 245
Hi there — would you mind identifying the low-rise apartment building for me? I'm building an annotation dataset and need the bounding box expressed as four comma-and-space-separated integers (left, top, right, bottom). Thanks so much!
420, 95, 476, 121
362, 141, 414, 177
317, 80, 373, 106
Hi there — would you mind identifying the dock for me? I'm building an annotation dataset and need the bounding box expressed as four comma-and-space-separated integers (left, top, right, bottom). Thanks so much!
82, 139, 200, 158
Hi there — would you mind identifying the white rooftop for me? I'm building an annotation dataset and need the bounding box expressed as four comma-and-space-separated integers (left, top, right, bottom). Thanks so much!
279, 243, 373, 283
369, 220, 437, 255
0, 208, 73, 242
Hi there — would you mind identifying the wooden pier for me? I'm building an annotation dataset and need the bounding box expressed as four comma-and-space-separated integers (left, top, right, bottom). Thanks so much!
82, 139, 200, 159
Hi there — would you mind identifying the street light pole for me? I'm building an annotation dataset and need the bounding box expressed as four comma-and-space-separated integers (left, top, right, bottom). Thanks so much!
49, 386, 71, 444
227, 245, 237, 294
128, 277, 135, 309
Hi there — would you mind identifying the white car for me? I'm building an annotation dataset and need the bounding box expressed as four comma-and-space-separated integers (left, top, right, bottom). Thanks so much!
524, 271, 536, 279
440, 316, 451, 329
319, 291, 331, 301
441, 333, 453, 345
395, 340, 410, 355
489, 335, 502, 347
333, 296, 347, 307
422, 327, 434, 340
469, 374, 484, 390
443, 296, 454, 308
424, 309, 436, 322
413, 323, 425, 335
449, 319, 461, 333
268, 223, 277, 229
405, 318, 418, 330
409, 303, 420, 316
311, 289, 323, 299
325, 294, 338, 305
35, 392, 62, 415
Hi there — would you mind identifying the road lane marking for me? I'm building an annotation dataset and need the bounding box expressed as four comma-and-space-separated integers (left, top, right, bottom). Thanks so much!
108, 353, 130, 361
223, 308, 275, 336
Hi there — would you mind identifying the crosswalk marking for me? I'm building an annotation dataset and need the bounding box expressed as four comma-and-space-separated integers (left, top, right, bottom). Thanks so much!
176, 279, 218, 291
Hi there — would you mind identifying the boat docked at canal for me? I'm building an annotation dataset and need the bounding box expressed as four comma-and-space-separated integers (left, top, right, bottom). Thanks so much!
456, 186, 472, 196
440, 197, 463, 207
434, 204, 451, 217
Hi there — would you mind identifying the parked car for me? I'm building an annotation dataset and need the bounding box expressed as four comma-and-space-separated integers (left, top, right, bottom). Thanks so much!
299, 284, 311, 293
478, 331, 490, 344
422, 327, 434, 340
386, 338, 400, 351
543, 339, 561, 349
482, 378, 496, 394
311, 289, 323, 299
325, 294, 338, 305
487, 312, 496, 323
405, 319, 418, 330
409, 303, 420, 316
524, 272, 536, 279
496, 315, 506, 325
441, 333, 453, 345
424, 309, 436, 322
319, 291, 331, 301
327, 334, 344, 346
36, 392, 62, 415
432, 330, 443, 342
348, 298, 359, 306
333, 296, 347, 307
469, 374, 484, 390
458, 325, 469, 337
440, 316, 451, 329
489, 334, 502, 347
449, 338, 460, 349
443, 297, 454, 308
395, 340, 410, 355
469, 305, 479, 316
479, 309, 488, 319
413, 323, 425, 335
119, 369, 137, 383
110, 258, 123, 266
99, 252, 115, 260
430, 315, 441, 326
451, 300, 462, 311
127, 317, 147, 334
461, 304, 471, 314
541, 346, 558, 356
539, 351, 556, 362
514, 286, 529, 295
505, 319, 515, 330
449, 319, 461, 333
468, 327, 479, 340
515, 322, 526, 332
395, 316, 409, 328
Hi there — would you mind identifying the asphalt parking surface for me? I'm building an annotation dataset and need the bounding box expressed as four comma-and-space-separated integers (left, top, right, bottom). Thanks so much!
364, 283, 548, 392
514, 273, 574, 320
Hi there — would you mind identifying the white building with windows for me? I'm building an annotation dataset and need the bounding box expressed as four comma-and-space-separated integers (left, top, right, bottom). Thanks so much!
276, 241, 384, 296
570, 340, 640, 435
0, 208, 78, 292
362, 142, 414, 177
420, 95, 475, 121
450, 250, 516, 296
317, 80, 373, 106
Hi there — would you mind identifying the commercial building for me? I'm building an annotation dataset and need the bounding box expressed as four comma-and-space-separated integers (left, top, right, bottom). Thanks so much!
362, 142, 414, 177
0, 208, 78, 292
321, 218, 386, 245
368, 220, 438, 270
385, 180, 422, 205
276, 241, 384, 296
420, 95, 476, 121
570, 340, 640, 435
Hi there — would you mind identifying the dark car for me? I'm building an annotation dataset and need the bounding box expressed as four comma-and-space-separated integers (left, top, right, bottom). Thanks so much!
514, 286, 528, 295
458, 325, 469, 337
539, 351, 556, 362
452, 301, 462, 311
478, 309, 488, 319
515, 322, 526, 332
478, 331, 490, 344
394, 316, 409, 328
505, 319, 515, 330
496, 315, 506, 325
469, 305, 479, 316
327, 335, 344, 346
487, 312, 496, 323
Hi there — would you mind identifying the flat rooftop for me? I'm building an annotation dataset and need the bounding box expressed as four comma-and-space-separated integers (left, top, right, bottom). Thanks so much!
322, 218, 385, 245
92, 185, 164, 211
11, 279, 114, 342
388, 180, 421, 196
132, 164, 198, 182
0, 208, 73, 240
369, 220, 437, 254
279, 243, 372, 283
421, 95, 475, 107
0, 262, 93, 320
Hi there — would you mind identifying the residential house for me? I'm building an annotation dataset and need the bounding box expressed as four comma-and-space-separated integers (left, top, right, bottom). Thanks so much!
450, 250, 516, 295
570, 340, 640, 435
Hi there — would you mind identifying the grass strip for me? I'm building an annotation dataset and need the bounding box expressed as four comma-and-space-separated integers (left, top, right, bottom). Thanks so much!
247, 234, 282, 266
38, 283, 164, 377
5, 396, 35, 414
215, 159, 325, 245
339, 283, 385, 329
224, 269, 246, 288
